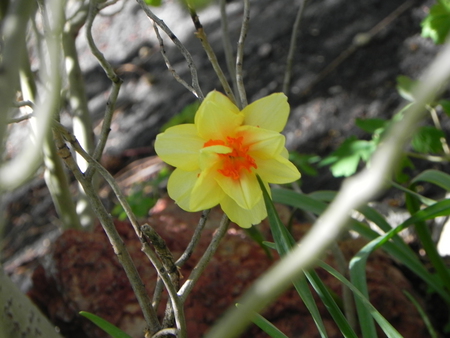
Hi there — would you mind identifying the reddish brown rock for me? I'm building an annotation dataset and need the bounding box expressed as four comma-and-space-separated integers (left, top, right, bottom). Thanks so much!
28, 198, 427, 337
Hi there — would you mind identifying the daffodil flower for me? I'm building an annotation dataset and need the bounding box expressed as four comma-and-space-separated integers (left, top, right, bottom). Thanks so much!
155, 91, 300, 228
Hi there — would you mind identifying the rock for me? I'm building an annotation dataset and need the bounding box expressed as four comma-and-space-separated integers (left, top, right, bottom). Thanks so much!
28, 198, 427, 337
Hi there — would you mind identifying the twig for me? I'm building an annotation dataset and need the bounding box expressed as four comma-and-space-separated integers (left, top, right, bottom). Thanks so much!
178, 213, 230, 303
205, 35, 450, 338
84, 0, 123, 182
151, 328, 178, 337
219, 0, 238, 97
8, 113, 34, 124
0, 0, 54, 192
63, 5, 96, 227
188, 5, 236, 104
54, 123, 142, 237
136, 0, 204, 100
53, 128, 161, 335
235, 0, 250, 108
153, 22, 200, 98
141, 232, 187, 338
282, 0, 309, 95
176, 209, 210, 266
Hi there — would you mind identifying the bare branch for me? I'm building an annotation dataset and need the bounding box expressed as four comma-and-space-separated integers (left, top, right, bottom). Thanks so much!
178, 213, 230, 303
235, 0, 249, 108
283, 0, 309, 95
136, 0, 204, 100
153, 22, 200, 98
53, 127, 161, 335
188, 6, 236, 104
219, 0, 238, 95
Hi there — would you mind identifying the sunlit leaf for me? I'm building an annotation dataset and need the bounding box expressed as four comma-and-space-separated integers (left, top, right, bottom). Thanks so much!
421, 0, 450, 44
320, 137, 376, 177
144, 0, 162, 6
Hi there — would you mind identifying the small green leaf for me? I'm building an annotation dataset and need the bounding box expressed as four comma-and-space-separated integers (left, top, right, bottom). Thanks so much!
396, 75, 419, 102
355, 118, 387, 134
289, 152, 320, 176
320, 137, 376, 177
144, 0, 162, 6
160, 101, 199, 132
79, 312, 133, 338
421, 0, 450, 44
411, 126, 445, 153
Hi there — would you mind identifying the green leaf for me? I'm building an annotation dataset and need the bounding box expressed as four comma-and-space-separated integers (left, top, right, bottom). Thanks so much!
144, 0, 162, 6
411, 126, 445, 153
411, 169, 450, 191
403, 290, 439, 338
355, 118, 387, 134
350, 199, 450, 337
79, 312, 133, 338
318, 262, 403, 338
250, 311, 290, 338
245, 226, 273, 259
160, 101, 199, 132
259, 178, 357, 338
289, 152, 320, 176
396, 75, 420, 102
421, 0, 450, 44
320, 137, 376, 177
439, 99, 450, 116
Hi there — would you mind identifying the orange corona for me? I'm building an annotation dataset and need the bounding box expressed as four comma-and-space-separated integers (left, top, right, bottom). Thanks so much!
204, 136, 257, 180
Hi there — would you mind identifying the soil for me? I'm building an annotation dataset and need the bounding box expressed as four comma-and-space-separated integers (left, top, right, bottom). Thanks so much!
2, 0, 450, 337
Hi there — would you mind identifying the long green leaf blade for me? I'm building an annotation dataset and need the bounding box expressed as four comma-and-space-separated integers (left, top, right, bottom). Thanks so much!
79, 311, 133, 338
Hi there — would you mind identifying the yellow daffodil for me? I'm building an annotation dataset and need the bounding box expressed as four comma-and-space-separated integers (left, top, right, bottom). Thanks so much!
155, 91, 300, 228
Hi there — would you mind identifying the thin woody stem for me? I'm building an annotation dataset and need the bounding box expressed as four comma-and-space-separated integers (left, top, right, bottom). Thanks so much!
283, 0, 308, 95
188, 5, 237, 105
53, 128, 161, 335
220, 0, 238, 97
235, 0, 249, 108
178, 213, 230, 303
136, 0, 204, 100
153, 22, 199, 97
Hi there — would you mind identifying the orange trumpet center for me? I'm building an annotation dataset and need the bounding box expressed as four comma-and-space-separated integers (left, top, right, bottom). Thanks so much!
204, 136, 257, 180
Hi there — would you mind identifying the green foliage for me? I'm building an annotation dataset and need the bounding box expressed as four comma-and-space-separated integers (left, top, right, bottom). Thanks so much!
160, 101, 199, 132
178, 0, 215, 9
319, 136, 376, 177
421, 0, 450, 44
79, 312, 133, 338
112, 167, 170, 220
396, 75, 420, 102
144, 0, 162, 6
411, 126, 445, 153
289, 152, 320, 176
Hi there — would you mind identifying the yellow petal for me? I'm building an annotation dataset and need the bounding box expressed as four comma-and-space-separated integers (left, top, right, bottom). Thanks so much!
167, 168, 199, 211
195, 91, 244, 141
220, 195, 267, 228
155, 124, 203, 171
255, 155, 301, 184
237, 125, 285, 159
242, 93, 289, 132
216, 170, 262, 209
190, 166, 226, 210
